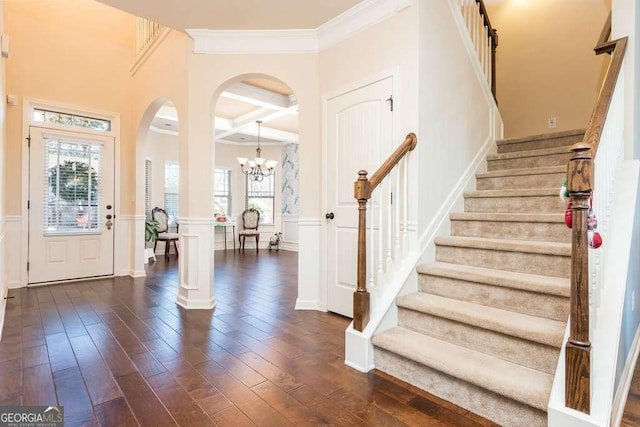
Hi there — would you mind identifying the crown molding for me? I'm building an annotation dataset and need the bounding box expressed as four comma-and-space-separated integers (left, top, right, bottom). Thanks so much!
186, 0, 412, 55
317, 0, 412, 50
187, 29, 318, 54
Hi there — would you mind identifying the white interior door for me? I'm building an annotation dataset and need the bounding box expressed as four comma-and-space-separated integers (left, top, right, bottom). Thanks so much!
28, 127, 115, 284
326, 77, 393, 317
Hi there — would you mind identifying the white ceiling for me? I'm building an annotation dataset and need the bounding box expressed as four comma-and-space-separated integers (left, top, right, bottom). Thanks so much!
96, 0, 364, 32
120, 1, 363, 145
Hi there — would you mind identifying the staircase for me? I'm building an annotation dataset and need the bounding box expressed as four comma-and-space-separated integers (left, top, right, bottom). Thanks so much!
372, 129, 585, 426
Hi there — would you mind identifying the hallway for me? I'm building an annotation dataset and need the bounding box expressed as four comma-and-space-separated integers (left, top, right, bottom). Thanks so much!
0, 250, 496, 426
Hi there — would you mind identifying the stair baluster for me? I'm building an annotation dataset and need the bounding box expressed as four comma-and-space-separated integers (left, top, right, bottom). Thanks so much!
353, 133, 417, 332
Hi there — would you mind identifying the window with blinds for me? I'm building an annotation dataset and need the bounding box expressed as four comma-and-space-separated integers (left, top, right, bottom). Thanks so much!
44, 137, 103, 234
246, 174, 275, 224
145, 159, 152, 218
214, 168, 231, 216
164, 161, 179, 226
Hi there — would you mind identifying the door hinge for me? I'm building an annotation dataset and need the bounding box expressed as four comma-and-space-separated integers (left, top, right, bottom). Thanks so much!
26, 136, 31, 147
26, 262, 29, 272
27, 200, 30, 209
386, 95, 393, 112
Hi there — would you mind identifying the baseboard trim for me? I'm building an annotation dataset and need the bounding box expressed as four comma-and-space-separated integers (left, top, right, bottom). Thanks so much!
8, 281, 22, 290
0, 287, 7, 342
612, 325, 640, 426
131, 270, 146, 278
176, 294, 216, 310
295, 299, 323, 311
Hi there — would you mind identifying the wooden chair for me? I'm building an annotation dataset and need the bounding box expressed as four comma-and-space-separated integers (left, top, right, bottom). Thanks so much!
238, 209, 260, 251
151, 207, 179, 260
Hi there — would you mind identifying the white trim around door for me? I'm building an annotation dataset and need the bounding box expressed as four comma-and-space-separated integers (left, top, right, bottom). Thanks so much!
21, 98, 122, 287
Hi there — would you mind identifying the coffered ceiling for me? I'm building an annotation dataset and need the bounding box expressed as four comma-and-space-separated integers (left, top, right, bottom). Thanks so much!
151, 78, 298, 146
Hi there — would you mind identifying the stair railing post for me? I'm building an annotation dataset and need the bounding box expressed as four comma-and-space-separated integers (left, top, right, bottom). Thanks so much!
565, 142, 593, 414
354, 170, 371, 332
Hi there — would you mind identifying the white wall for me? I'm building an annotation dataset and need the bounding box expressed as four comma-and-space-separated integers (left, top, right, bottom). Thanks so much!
417, 0, 500, 247
145, 130, 179, 213
612, 0, 640, 160
0, 0, 8, 336
486, 0, 609, 138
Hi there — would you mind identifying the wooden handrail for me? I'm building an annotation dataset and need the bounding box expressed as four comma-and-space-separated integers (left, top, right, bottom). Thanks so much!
565, 12, 628, 414
368, 133, 418, 192
473, 0, 499, 98
353, 133, 417, 332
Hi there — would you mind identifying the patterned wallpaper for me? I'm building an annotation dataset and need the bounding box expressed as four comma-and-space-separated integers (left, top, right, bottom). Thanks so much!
281, 143, 299, 215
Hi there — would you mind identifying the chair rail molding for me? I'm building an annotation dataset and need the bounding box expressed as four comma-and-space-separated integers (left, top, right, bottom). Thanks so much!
186, 0, 412, 54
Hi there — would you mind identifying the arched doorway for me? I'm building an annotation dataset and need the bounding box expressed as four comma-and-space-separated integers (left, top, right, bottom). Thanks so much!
133, 98, 180, 275
211, 74, 300, 302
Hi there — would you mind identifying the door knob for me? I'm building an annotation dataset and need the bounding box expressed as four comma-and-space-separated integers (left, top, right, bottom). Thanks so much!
106, 214, 112, 220
325, 212, 335, 220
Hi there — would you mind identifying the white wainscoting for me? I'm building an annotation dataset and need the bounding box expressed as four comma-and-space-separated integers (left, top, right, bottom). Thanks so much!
117, 215, 137, 276
295, 218, 323, 310
4, 216, 22, 289
281, 215, 299, 252
0, 218, 7, 340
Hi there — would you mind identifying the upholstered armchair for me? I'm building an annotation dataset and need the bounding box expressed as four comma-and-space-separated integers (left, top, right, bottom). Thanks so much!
238, 209, 260, 251
151, 207, 179, 260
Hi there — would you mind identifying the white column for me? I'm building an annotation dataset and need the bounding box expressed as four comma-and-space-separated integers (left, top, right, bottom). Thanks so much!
176, 217, 215, 309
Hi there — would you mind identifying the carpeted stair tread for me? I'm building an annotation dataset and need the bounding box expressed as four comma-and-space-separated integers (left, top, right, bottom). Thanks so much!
476, 165, 565, 179
417, 262, 570, 297
449, 212, 564, 223
372, 327, 553, 411
396, 293, 565, 347
496, 129, 584, 147
435, 235, 570, 256
486, 146, 571, 161
464, 188, 561, 198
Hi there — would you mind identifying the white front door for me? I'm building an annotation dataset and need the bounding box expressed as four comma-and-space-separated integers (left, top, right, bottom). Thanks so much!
28, 127, 115, 284
326, 77, 393, 317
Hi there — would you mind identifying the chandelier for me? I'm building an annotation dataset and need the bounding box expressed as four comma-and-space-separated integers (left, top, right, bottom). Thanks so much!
237, 120, 278, 182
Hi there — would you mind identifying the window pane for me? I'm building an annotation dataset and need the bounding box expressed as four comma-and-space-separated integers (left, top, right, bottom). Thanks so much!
164, 193, 179, 226
164, 161, 179, 193
33, 108, 111, 132
214, 196, 229, 216
247, 197, 273, 224
44, 137, 102, 234
247, 175, 274, 197
164, 161, 179, 225
214, 169, 231, 215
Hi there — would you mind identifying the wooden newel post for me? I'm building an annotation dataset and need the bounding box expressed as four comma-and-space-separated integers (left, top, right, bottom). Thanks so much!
565, 142, 593, 414
354, 170, 371, 332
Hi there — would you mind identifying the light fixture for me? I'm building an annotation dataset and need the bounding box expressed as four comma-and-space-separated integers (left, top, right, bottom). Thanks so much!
237, 120, 278, 182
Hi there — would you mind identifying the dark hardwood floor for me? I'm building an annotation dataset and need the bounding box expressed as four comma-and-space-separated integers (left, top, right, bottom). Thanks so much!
622, 357, 640, 426
0, 250, 498, 426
